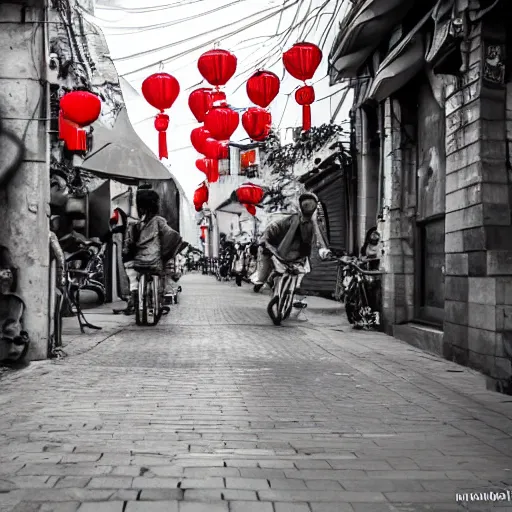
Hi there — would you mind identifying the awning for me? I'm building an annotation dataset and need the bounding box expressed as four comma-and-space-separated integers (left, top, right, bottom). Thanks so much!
329, 0, 416, 80
366, 7, 435, 103
330, 47, 374, 81
215, 198, 246, 215
73, 107, 172, 184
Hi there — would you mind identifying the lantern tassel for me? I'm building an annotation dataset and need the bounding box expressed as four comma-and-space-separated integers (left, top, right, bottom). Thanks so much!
302, 104, 311, 132
158, 131, 168, 160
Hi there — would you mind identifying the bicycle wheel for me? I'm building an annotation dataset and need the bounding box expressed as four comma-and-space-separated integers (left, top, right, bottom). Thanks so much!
267, 295, 281, 326
280, 276, 295, 320
344, 283, 359, 325
146, 276, 157, 325
135, 274, 147, 326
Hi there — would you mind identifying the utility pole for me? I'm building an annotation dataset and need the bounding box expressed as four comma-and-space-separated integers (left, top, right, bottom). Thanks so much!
0, 0, 51, 360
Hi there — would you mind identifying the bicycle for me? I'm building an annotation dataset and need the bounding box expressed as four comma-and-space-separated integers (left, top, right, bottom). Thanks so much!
334, 256, 382, 329
266, 252, 307, 326
135, 270, 169, 326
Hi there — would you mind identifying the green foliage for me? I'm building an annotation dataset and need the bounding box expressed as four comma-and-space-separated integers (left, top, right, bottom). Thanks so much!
261, 124, 345, 213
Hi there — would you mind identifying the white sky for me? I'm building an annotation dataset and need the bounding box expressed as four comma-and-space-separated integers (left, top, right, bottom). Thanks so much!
90, 0, 352, 199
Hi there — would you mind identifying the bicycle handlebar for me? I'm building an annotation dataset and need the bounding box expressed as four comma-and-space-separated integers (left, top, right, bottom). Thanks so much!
331, 256, 383, 276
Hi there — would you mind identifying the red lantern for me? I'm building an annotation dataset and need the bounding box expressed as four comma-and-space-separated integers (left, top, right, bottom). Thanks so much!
204, 138, 229, 160
198, 49, 237, 87
193, 183, 209, 212
205, 106, 239, 141
59, 91, 101, 152
295, 86, 315, 132
246, 71, 280, 108
189, 88, 213, 123
242, 107, 271, 142
207, 163, 219, 183
283, 42, 322, 82
190, 126, 211, 154
244, 204, 257, 216
195, 158, 219, 183
154, 113, 170, 159
200, 225, 208, 242
141, 73, 180, 160
236, 183, 265, 205
283, 42, 322, 132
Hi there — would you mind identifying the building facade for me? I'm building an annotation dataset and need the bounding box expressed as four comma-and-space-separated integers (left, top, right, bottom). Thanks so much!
329, 0, 512, 389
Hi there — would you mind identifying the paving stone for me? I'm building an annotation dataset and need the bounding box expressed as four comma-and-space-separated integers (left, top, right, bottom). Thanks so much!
269, 478, 307, 490
77, 503, 124, 512
183, 489, 223, 501
139, 489, 184, 501
132, 477, 179, 488
230, 503, 273, 512
226, 478, 269, 490
222, 490, 258, 500
179, 502, 228, 512
55, 478, 91, 489
39, 504, 80, 512
309, 505, 354, 512
178, 478, 224, 489
125, 502, 179, 512
305, 480, 343, 490
10, 504, 41, 512
88, 477, 133, 489
275, 504, 311, 512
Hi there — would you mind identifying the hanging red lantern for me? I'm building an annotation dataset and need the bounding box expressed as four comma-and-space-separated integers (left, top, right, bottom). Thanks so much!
207, 162, 219, 183
283, 42, 322, 82
190, 126, 211, 154
195, 158, 219, 183
295, 86, 315, 132
189, 88, 213, 123
59, 91, 101, 152
242, 107, 271, 142
236, 183, 265, 205
198, 49, 237, 87
154, 113, 170, 159
204, 138, 229, 160
193, 183, 209, 212
244, 204, 257, 216
246, 71, 280, 108
204, 106, 239, 141
283, 42, 322, 132
200, 225, 208, 242
141, 72, 180, 160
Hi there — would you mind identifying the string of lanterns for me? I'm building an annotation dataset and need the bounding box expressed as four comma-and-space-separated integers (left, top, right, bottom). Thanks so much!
137, 42, 323, 216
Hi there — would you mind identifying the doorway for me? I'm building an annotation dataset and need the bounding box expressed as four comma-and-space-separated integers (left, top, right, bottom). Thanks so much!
415, 79, 446, 327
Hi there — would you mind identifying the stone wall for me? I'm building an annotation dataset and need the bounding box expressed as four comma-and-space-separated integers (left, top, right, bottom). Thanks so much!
443, 13, 512, 384
375, 98, 416, 333
0, 0, 51, 360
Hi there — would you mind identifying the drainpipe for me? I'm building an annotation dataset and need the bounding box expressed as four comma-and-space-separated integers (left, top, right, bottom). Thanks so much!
377, 101, 385, 221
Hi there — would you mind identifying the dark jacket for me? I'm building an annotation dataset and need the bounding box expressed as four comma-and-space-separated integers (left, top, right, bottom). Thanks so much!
123, 215, 182, 273
261, 213, 328, 262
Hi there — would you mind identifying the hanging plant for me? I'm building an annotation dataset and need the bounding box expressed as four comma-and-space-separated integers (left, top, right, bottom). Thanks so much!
261, 124, 348, 213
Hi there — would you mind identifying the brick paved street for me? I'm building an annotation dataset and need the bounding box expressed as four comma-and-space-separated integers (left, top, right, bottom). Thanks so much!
1, 274, 512, 511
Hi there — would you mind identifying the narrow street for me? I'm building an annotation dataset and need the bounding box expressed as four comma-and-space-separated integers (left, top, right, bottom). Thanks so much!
1, 274, 512, 512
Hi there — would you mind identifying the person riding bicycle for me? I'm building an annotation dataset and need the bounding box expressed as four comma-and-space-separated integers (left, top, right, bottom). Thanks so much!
122, 186, 183, 315
251, 192, 332, 293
